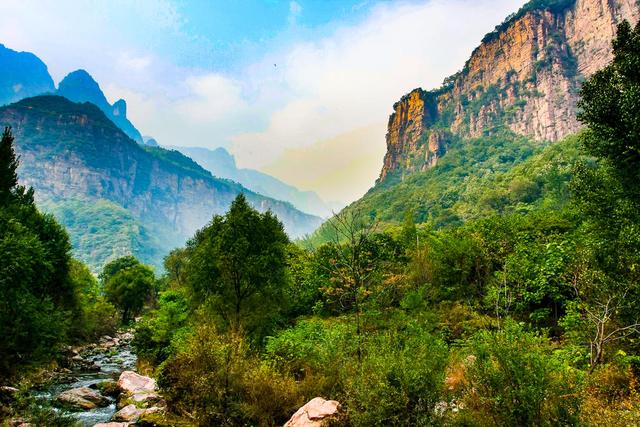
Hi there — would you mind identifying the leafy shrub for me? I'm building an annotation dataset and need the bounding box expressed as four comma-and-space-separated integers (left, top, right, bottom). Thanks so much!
159, 323, 303, 426
464, 321, 583, 426
342, 325, 448, 426
69, 260, 118, 340
133, 290, 190, 365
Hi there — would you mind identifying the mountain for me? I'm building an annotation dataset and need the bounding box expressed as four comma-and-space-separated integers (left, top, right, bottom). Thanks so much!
57, 69, 144, 144
0, 96, 322, 271
378, 0, 638, 185
171, 145, 336, 218
0, 43, 55, 106
314, 0, 638, 236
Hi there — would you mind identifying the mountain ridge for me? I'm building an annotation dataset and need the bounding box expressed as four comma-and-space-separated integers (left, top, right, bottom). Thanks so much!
169, 145, 335, 218
1, 95, 322, 270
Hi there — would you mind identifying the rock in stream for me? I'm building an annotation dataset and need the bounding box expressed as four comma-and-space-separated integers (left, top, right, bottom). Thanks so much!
32, 331, 138, 426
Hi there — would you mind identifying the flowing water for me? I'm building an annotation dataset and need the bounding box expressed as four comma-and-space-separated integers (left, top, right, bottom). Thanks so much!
32, 337, 137, 426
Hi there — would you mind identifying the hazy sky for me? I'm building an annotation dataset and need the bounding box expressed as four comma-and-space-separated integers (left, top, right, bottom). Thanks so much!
0, 0, 524, 202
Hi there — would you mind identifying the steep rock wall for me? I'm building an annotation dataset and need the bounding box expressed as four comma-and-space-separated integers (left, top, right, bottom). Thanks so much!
379, 0, 639, 183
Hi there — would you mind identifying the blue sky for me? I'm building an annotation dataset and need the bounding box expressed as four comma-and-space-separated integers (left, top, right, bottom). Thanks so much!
0, 0, 525, 202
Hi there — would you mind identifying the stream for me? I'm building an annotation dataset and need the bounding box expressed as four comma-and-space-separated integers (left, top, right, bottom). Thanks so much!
32, 334, 137, 426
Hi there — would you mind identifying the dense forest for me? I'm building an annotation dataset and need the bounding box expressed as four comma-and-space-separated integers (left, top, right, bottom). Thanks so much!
1, 17, 640, 427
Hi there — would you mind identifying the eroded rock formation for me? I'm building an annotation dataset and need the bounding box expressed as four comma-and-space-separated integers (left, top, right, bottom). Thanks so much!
379, 0, 639, 183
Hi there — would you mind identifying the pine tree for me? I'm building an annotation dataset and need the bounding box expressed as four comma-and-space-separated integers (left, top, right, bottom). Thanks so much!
0, 126, 19, 204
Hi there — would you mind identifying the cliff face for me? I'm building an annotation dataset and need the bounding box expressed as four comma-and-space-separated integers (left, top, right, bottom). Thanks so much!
379, 0, 639, 183
0, 96, 322, 268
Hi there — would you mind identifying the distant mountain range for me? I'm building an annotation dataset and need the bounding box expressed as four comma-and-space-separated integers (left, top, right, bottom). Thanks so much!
0, 43, 324, 270
0, 42, 331, 218
0, 96, 322, 270
169, 146, 337, 218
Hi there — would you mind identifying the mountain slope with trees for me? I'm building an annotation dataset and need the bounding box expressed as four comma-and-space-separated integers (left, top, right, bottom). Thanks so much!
0, 96, 322, 271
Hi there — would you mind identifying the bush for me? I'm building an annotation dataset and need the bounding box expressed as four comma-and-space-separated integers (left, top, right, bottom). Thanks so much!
266, 318, 449, 426
159, 323, 303, 426
463, 321, 583, 425
341, 325, 449, 426
133, 290, 190, 365
69, 260, 118, 341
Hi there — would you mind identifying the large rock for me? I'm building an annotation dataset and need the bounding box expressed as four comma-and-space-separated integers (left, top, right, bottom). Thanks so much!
55, 387, 109, 410
285, 397, 342, 427
377, 0, 640, 185
117, 371, 156, 394
113, 404, 143, 422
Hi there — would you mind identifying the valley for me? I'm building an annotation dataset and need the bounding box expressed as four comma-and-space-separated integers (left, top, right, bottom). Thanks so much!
2, 1, 640, 426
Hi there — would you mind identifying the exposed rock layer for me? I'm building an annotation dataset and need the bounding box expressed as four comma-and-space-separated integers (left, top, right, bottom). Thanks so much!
379, 0, 639, 183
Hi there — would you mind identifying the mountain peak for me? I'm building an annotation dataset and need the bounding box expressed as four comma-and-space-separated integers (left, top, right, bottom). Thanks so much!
0, 43, 55, 106
112, 99, 127, 117
57, 69, 143, 143
58, 69, 110, 110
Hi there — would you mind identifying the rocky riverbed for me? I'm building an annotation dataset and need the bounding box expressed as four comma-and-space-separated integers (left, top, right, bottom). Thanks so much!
28, 332, 169, 426
1, 332, 342, 427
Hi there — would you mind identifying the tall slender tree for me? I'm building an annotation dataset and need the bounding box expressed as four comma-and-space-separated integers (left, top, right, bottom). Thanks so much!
0, 127, 19, 204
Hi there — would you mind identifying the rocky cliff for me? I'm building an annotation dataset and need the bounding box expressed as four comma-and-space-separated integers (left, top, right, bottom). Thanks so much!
0, 96, 322, 269
379, 0, 639, 183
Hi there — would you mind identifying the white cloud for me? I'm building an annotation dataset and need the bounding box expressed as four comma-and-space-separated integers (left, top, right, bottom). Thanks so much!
230, 0, 523, 171
176, 74, 248, 122
116, 53, 153, 73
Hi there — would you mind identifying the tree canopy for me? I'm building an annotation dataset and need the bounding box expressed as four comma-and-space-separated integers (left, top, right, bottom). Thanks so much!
185, 193, 289, 335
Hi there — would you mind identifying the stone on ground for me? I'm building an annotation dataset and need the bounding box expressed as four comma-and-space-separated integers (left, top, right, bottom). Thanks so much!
285, 397, 342, 427
113, 404, 143, 422
117, 371, 156, 394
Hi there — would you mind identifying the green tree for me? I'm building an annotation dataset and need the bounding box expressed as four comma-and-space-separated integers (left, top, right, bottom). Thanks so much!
185, 194, 289, 336
578, 20, 640, 190
0, 128, 77, 379
400, 209, 417, 249
99, 255, 140, 285
133, 290, 189, 364
0, 127, 19, 204
566, 20, 640, 370
69, 260, 118, 340
104, 262, 155, 323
